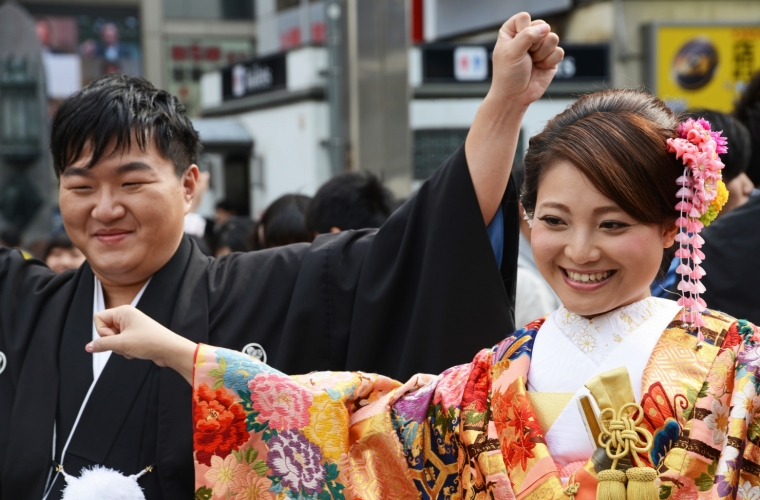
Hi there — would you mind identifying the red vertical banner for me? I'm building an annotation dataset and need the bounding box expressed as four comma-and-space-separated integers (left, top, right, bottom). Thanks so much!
411, 0, 423, 43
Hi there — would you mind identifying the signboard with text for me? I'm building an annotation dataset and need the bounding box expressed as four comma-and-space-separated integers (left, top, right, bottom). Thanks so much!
221, 54, 287, 101
646, 24, 760, 112
421, 43, 609, 87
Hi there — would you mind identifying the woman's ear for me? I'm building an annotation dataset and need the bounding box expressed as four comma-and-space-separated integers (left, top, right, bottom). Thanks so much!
662, 223, 679, 248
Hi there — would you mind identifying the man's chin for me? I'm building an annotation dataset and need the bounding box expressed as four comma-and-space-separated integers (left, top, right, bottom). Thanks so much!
88, 256, 142, 281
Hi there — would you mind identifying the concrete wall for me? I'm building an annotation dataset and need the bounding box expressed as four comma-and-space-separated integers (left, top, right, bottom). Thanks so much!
236, 100, 330, 216
410, 97, 575, 152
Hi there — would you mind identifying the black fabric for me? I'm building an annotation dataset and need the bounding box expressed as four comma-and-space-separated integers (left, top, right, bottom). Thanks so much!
0, 144, 518, 498
701, 194, 760, 324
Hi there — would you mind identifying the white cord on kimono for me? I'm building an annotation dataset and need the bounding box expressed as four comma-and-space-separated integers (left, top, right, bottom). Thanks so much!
42, 379, 97, 500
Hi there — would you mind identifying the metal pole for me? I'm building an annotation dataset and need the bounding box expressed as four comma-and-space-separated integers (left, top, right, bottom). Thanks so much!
325, 0, 344, 174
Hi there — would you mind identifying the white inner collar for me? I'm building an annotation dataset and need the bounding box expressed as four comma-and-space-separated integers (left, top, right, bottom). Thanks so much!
92, 276, 151, 381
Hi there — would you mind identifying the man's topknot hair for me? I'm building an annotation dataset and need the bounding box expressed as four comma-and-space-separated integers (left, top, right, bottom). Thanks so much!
50, 73, 201, 177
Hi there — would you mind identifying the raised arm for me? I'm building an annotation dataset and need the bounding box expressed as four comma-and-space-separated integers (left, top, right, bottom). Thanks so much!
466, 13, 563, 224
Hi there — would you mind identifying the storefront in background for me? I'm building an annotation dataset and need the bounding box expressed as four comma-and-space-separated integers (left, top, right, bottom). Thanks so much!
165, 38, 255, 117
645, 24, 760, 112
27, 5, 141, 106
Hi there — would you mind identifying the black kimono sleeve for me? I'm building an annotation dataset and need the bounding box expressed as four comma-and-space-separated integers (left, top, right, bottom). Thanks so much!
207, 144, 518, 380
0, 249, 77, 483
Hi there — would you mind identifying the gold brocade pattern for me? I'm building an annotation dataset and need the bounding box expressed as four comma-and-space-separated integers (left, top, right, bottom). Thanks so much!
528, 392, 574, 434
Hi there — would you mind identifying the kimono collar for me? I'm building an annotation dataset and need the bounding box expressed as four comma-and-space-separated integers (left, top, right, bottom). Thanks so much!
553, 297, 674, 365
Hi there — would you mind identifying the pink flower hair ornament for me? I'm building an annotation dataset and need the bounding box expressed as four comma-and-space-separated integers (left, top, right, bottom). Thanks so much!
667, 118, 729, 341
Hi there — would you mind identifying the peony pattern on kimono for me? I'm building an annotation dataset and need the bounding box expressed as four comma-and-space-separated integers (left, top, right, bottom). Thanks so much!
192, 311, 760, 500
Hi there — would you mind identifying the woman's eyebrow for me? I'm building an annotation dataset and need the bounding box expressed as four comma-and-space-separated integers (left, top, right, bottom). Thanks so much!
537, 202, 570, 212
592, 206, 625, 216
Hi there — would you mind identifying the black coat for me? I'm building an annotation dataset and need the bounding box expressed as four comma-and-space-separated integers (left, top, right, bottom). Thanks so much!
701, 194, 760, 324
0, 145, 518, 498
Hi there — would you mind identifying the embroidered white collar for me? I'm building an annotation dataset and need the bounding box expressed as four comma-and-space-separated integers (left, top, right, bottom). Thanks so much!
554, 297, 670, 365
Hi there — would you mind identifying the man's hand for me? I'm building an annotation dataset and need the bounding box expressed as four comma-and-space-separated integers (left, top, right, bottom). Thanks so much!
466, 12, 563, 225
89, 305, 196, 384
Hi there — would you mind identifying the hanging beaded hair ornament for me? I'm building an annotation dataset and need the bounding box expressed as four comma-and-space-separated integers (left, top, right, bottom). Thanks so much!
667, 118, 729, 341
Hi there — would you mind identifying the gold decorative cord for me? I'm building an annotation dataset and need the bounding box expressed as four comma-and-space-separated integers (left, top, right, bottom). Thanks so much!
597, 402, 653, 469
562, 482, 581, 499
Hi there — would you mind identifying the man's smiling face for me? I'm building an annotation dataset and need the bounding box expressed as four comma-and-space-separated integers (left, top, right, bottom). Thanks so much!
59, 138, 198, 286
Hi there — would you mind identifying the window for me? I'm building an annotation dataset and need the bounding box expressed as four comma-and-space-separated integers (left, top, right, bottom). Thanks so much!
413, 129, 469, 179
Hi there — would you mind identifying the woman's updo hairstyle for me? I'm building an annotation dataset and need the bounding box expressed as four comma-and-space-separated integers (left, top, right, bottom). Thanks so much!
522, 89, 683, 277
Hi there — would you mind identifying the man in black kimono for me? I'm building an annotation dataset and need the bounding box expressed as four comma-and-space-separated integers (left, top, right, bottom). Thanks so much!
0, 13, 562, 499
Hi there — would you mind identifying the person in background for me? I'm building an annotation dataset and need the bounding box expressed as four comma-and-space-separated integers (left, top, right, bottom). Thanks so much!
734, 69, 760, 189
0, 226, 20, 249
0, 226, 34, 260
306, 172, 394, 234
697, 74, 760, 323
250, 194, 313, 250
214, 198, 238, 228
215, 216, 256, 256
44, 232, 86, 273
511, 161, 561, 326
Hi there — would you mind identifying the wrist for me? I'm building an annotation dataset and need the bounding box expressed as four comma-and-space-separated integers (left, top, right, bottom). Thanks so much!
166, 335, 197, 384
483, 90, 530, 116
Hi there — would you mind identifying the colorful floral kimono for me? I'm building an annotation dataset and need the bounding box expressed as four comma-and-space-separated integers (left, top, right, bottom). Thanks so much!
190, 302, 760, 500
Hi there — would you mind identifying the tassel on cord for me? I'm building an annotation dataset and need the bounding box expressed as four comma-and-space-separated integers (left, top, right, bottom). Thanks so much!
626, 467, 659, 500
597, 469, 626, 500
594, 402, 656, 500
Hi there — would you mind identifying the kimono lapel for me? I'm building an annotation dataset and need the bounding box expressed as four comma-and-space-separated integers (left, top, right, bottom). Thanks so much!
63, 238, 193, 469
491, 321, 564, 497
541, 301, 682, 465
156, 239, 211, 498
56, 265, 95, 461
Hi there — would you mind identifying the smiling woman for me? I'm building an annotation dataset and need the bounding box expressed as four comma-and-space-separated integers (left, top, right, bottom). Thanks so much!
88, 91, 759, 499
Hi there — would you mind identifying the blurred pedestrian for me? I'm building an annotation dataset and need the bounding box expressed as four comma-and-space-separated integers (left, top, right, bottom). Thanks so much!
250, 194, 312, 250
697, 77, 760, 323
306, 172, 394, 234
44, 232, 85, 273
734, 69, 760, 188
0, 226, 20, 248
0, 226, 33, 259
216, 215, 256, 256
214, 198, 238, 228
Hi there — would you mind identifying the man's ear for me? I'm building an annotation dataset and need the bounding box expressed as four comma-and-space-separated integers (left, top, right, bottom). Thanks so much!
662, 222, 679, 248
182, 165, 200, 213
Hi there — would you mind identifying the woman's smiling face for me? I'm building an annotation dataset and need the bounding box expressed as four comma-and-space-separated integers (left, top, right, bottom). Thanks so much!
530, 160, 678, 317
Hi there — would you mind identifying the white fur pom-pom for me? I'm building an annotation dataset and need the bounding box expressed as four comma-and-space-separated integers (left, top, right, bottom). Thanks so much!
61, 466, 145, 500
